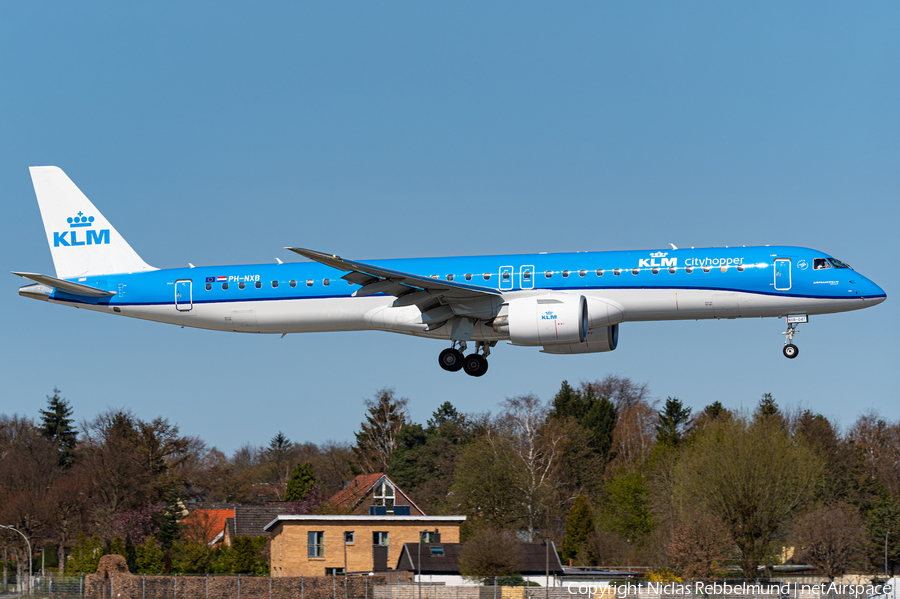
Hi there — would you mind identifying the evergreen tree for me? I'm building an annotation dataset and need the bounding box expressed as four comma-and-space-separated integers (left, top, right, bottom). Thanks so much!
550, 380, 584, 420
108, 535, 127, 558
135, 535, 166, 574
284, 462, 316, 501
561, 494, 595, 563
754, 393, 780, 420
353, 388, 408, 473
230, 536, 266, 574
703, 401, 726, 420
39, 388, 78, 468
157, 486, 183, 549
67, 533, 104, 574
581, 388, 617, 456
656, 397, 692, 447
427, 402, 463, 433
124, 533, 137, 574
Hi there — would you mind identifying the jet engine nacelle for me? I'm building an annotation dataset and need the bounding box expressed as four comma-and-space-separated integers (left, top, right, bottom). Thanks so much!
540, 324, 619, 354
495, 294, 588, 346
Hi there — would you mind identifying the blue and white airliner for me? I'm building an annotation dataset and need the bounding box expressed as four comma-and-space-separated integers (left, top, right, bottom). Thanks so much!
15, 167, 887, 376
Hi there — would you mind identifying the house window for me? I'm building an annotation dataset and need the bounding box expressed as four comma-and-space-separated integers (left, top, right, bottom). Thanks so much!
373, 531, 389, 547
325, 568, 345, 576
373, 481, 395, 507
344, 531, 354, 544
429, 547, 444, 556
308, 531, 324, 558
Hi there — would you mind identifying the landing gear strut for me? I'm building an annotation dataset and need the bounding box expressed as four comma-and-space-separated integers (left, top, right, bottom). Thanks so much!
782, 321, 800, 359
439, 340, 492, 376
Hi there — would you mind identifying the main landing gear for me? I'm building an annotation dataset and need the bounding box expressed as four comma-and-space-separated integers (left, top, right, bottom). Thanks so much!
782, 321, 800, 359
438, 341, 491, 377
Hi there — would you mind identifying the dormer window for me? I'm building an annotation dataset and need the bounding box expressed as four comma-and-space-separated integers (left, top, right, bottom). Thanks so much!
373, 480, 395, 507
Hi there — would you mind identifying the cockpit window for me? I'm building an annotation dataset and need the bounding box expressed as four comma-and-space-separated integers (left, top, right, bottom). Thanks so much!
829, 258, 852, 269
813, 258, 831, 270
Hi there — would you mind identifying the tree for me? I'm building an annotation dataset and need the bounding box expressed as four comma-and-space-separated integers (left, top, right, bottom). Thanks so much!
231, 535, 267, 574
561, 494, 595, 564
793, 504, 866, 580
284, 462, 316, 501
39, 388, 77, 468
353, 388, 408, 473
157, 486, 183, 549
67, 533, 104, 574
668, 511, 733, 578
135, 534, 165, 574
754, 393, 781, 422
656, 397, 691, 448
597, 471, 653, 543
675, 417, 821, 577
458, 528, 523, 580
108, 535, 127, 558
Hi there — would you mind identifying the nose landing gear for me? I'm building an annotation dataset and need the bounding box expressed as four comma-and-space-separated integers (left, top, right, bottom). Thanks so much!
781, 316, 806, 359
438, 341, 493, 376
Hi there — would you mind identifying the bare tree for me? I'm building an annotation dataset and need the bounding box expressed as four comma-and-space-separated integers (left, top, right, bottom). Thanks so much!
668, 511, 734, 578
793, 504, 867, 580
609, 398, 658, 473
353, 388, 409, 473
849, 412, 900, 499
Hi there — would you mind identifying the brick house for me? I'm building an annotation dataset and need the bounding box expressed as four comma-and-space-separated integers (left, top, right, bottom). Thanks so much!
330, 473, 426, 516
265, 514, 465, 577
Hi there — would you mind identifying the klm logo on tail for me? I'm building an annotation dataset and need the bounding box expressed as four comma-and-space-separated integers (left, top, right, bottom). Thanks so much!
53, 212, 110, 247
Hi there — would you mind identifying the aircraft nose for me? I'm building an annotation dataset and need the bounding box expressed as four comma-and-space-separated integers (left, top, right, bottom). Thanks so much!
862, 278, 887, 305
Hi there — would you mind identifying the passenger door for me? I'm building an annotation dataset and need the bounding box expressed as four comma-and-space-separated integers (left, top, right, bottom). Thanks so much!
175, 280, 192, 311
774, 259, 791, 291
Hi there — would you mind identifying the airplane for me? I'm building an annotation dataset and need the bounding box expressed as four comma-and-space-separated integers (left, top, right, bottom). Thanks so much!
14, 166, 887, 377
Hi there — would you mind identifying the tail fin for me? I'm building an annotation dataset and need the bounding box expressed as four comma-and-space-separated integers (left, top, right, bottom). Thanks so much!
30, 166, 156, 279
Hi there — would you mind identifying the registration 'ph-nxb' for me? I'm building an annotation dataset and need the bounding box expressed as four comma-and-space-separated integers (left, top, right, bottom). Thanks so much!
14, 167, 887, 376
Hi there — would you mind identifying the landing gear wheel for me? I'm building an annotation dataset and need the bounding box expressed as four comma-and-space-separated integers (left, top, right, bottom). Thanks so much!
463, 354, 488, 377
438, 348, 464, 372
783, 344, 799, 359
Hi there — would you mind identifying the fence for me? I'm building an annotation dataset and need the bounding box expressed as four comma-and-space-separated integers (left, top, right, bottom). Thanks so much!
1, 573, 86, 597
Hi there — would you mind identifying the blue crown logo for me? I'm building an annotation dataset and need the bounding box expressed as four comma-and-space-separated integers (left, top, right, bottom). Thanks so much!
67, 212, 95, 228
545, 310, 554, 316
650, 251, 668, 258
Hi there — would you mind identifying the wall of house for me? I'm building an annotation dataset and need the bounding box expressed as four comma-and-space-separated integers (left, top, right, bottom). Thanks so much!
270, 520, 461, 578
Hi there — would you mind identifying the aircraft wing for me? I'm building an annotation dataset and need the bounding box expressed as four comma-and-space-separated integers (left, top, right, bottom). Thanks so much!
285, 248, 501, 300
12, 272, 116, 297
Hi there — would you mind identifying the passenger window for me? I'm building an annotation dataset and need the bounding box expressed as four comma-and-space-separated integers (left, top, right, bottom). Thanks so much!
465, 273, 472, 281
272, 281, 279, 288
562, 270, 569, 278
255, 281, 262, 288
306, 280, 313, 287
702, 266, 711, 273
483, 273, 491, 280
222, 283, 229, 290
502, 272, 510, 280
814, 258, 831, 270
720, 266, 728, 273
431, 275, 438, 279
545, 271, 553, 278
685, 267, 693, 274
239, 282, 246, 289
652, 268, 659, 274
631, 268, 639, 275
205, 283, 212, 291
668, 267, 676, 274
323, 279, 330, 286
579, 270, 586, 277
596, 269, 604, 276
523, 271, 531, 280
290, 280, 297, 287
614, 269, 621, 276
447, 274, 454, 282
737, 265, 744, 272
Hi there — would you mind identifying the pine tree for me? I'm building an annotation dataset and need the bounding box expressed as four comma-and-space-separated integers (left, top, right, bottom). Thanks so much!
124, 533, 137, 574
755, 393, 780, 420
353, 388, 408, 473
67, 533, 104, 574
108, 535, 127, 558
561, 494, 595, 563
427, 402, 463, 433
656, 397, 692, 447
284, 462, 316, 501
550, 380, 584, 420
704, 401, 726, 420
39, 388, 78, 468
582, 388, 617, 456
158, 486, 183, 549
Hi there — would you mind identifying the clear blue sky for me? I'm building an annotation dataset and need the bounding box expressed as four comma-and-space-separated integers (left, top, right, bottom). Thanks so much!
2, 2, 897, 453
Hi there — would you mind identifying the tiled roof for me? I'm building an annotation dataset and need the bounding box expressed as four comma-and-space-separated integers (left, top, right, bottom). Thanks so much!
330, 473, 384, 509
233, 505, 286, 537
396, 542, 564, 575
182, 509, 235, 544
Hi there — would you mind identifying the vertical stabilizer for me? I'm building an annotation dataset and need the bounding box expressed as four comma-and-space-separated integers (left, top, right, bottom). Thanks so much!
29, 166, 156, 279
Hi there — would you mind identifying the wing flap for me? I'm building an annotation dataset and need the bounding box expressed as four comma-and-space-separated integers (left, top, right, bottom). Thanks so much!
12, 271, 116, 297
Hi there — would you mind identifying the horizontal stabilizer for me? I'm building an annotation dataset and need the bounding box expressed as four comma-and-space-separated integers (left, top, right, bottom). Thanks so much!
12, 272, 116, 297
